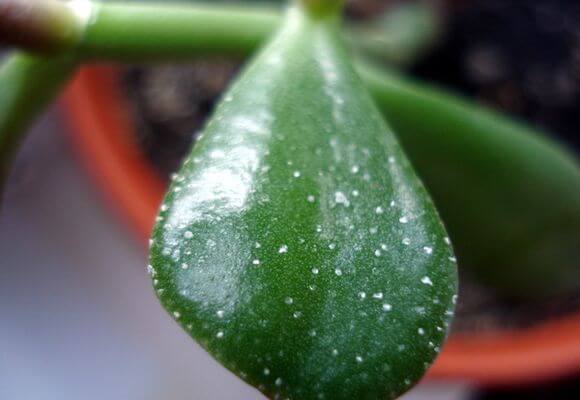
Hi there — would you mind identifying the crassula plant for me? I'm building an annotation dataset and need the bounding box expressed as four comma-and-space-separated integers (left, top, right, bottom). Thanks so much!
1, 0, 579, 399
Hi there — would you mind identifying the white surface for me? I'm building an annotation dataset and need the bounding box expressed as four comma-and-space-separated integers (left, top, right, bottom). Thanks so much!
0, 109, 470, 399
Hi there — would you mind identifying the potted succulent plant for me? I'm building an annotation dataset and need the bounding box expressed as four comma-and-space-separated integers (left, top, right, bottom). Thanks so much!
2, 0, 580, 398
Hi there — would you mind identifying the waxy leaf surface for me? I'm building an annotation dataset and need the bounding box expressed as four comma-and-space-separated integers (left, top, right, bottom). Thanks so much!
150, 7, 457, 399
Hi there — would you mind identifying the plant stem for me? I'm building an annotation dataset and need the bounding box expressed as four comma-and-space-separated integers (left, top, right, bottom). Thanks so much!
1, 1, 438, 66
79, 3, 280, 60
77, 2, 436, 65
0, 53, 77, 194
0, 0, 438, 201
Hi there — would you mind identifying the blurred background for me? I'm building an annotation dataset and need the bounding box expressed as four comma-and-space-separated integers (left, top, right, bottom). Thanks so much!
1, 0, 580, 399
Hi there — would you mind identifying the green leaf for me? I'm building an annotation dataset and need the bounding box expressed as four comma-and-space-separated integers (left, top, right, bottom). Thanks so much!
150, 6, 457, 399
360, 64, 580, 299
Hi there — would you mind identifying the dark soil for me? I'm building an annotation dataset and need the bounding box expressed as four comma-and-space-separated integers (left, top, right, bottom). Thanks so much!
123, 59, 241, 178
412, 0, 580, 153
121, 0, 580, 333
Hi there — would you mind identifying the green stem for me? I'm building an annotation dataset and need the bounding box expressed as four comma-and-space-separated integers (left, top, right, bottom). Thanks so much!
77, 2, 435, 65
0, 53, 77, 194
0, 0, 437, 201
1, 1, 438, 67
78, 2, 280, 60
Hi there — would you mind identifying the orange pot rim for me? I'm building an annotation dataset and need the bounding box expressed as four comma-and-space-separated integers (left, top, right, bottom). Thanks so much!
61, 65, 580, 388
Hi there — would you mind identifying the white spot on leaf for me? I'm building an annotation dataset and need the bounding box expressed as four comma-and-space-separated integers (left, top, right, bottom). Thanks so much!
421, 276, 433, 286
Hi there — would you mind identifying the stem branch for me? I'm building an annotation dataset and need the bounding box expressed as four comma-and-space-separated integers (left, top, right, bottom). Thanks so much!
79, 3, 280, 60
77, 1, 437, 65
0, 53, 77, 193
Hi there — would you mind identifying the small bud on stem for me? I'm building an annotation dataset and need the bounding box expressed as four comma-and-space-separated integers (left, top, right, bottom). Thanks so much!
0, 0, 86, 53
298, 0, 345, 18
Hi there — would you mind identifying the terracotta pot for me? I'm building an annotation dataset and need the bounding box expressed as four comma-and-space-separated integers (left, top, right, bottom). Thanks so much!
62, 65, 580, 388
